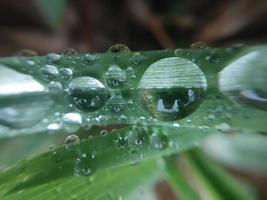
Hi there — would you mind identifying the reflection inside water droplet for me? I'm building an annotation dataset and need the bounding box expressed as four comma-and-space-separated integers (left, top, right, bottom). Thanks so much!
139, 57, 207, 121
68, 76, 109, 112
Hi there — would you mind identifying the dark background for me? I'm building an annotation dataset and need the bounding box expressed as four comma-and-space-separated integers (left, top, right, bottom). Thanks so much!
0, 0, 267, 56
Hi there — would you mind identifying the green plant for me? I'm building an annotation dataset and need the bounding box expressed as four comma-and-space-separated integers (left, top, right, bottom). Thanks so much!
0, 44, 266, 199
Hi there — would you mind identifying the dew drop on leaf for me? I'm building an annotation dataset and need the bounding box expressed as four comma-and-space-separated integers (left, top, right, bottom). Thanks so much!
68, 76, 109, 112
61, 112, 82, 133
139, 57, 207, 121
59, 68, 73, 82
150, 132, 168, 150
40, 64, 59, 81
106, 65, 126, 88
46, 53, 61, 63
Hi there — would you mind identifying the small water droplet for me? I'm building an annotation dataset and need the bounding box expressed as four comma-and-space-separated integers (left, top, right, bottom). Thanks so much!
59, 68, 73, 82
215, 123, 231, 133
46, 53, 61, 63
84, 53, 96, 64
61, 112, 82, 133
108, 44, 130, 53
190, 41, 207, 49
107, 95, 126, 113
115, 135, 128, 150
106, 65, 126, 88
47, 123, 60, 132
48, 81, 63, 95
16, 49, 38, 57
130, 52, 143, 65
128, 127, 148, 148
65, 134, 80, 145
40, 65, 59, 81
150, 132, 168, 150
62, 48, 78, 55
68, 76, 109, 112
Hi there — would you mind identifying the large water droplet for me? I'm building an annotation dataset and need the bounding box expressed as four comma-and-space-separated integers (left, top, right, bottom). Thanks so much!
128, 127, 148, 149
0, 65, 53, 128
68, 76, 109, 112
106, 65, 126, 88
139, 57, 207, 121
61, 112, 82, 133
108, 44, 130, 53
219, 47, 267, 110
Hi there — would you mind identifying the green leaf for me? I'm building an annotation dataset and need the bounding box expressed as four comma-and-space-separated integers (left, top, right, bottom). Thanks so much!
203, 133, 267, 175
0, 159, 161, 200
0, 124, 216, 196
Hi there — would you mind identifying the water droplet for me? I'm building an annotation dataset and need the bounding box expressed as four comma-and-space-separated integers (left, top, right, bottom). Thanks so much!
62, 48, 78, 55
106, 65, 126, 88
68, 76, 109, 112
48, 81, 63, 95
46, 53, 61, 63
84, 53, 96, 64
139, 57, 207, 121
190, 41, 207, 49
150, 132, 168, 150
130, 52, 143, 65
47, 123, 60, 132
126, 67, 136, 79
215, 123, 231, 133
107, 95, 126, 113
0, 65, 53, 128
219, 47, 267, 110
108, 44, 130, 53
115, 135, 128, 150
16, 49, 38, 56
61, 112, 82, 133
40, 65, 59, 81
65, 134, 80, 145
59, 68, 73, 81
128, 127, 148, 148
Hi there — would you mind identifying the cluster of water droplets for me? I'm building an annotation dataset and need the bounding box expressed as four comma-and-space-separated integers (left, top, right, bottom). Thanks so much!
0, 45, 210, 135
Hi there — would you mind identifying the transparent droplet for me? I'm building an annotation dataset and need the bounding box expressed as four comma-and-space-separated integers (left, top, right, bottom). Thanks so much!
130, 52, 143, 65
48, 81, 63, 95
115, 135, 128, 150
61, 112, 82, 133
40, 65, 59, 81
16, 49, 38, 57
190, 41, 207, 49
65, 134, 80, 145
68, 76, 109, 112
126, 67, 136, 79
46, 53, 61, 63
106, 65, 126, 88
128, 127, 148, 148
107, 95, 126, 113
62, 48, 78, 55
0, 65, 53, 128
139, 57, 207, 121
219, 47, 267, 110
150, 132, 168, 150
59, 68, 73, 82
108, 44, 130, 53
84, 53, 96, 64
